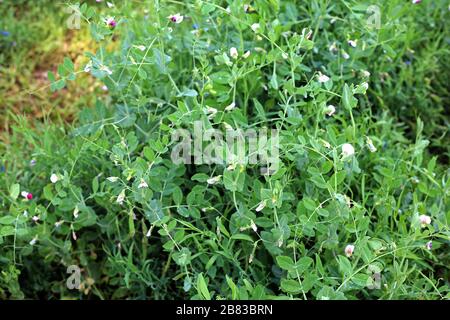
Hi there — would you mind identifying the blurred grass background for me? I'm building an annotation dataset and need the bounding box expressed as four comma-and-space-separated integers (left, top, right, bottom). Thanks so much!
0, 0, 104, 142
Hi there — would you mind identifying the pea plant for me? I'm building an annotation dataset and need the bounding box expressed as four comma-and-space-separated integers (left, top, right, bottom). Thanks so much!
0, 0, 448, 300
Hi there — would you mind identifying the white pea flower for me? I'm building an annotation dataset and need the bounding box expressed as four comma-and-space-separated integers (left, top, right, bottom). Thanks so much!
29, 236, 38, 246
146, 225, 154, 238
107, 176, 119, 182
116, 189, 126, 205
138, 179, 148, 189
55, 220, 64, 228
72, 230, 77, 241
361, 82, 369, 90
224, 102, 236, 112
301, 28, 312, 39
73, 206, 79, 219
135, 45, 146, 51
50, 173, 60, 184
100, 65, 113, 75
207, 176, 222, 185
223, 122, 233, 131
32, 215, 40, 222
419, 214, 431, 227
320, 139, 332, 149
106, 1, 114, 8
250, 220, 258, 232
345, 244, 355, 257
255, 200, 266, 212
205, 106, 218, 119
426, 241, 432, 250
348, 40, 357, 48
229, 47, 238, 59
366, 137, 377, 153
341, 143, 355, 158
361, 70, 371, 78
325, 105, 336, 116
250, 23, 260, 33
242, 50, 251, 59
342, 51, 350, 60
317, 72, 330, 83
277, 238, 283, 247
329, 42, 338, 53
84, 61, 92, 73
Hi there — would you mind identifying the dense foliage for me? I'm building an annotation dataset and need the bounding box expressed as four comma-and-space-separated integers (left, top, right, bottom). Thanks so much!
0, 0, 449, 300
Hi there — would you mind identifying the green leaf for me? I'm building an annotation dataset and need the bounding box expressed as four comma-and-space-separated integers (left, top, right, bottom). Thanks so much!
143, 146, 155, 162
173, 247, 191, 267
128, 211, 135, 236
197, 273, 211, 300
178, 89, 198, 97
226, 275, 238, 299
172, 186, 183, 205
280, 279, 302, 294
144, 200, 165, 224
223, 169, 245, 192
0, 216, 16, 225
302, 197, 317, 211
92, 176, 99, 194
230, 233, 254, 242
342, 83, 357, 110
338, 255, 353, 276
153, 48, 170, 74
191, 173, 209, 182
295, 256, 314, 274
10, 183, 20, 200
0, 226, 15, 237
276, 256, 295, 271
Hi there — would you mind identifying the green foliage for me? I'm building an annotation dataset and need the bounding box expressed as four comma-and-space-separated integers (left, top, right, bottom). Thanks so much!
0, 0, 449, 300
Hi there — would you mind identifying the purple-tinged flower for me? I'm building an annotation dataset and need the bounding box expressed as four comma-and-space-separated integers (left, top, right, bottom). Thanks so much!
345, 244, 355, 257
426, 241, 432, 250
30, 159, 37, 166
168, 13, 183, 24
348, 40, 357, 48
21, 191, 33, 200
412, 0, 421, 4
0, 165, 5, 173
419, 214, 431, 227
105, 17, 117, 29
1, 30, 10, 36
